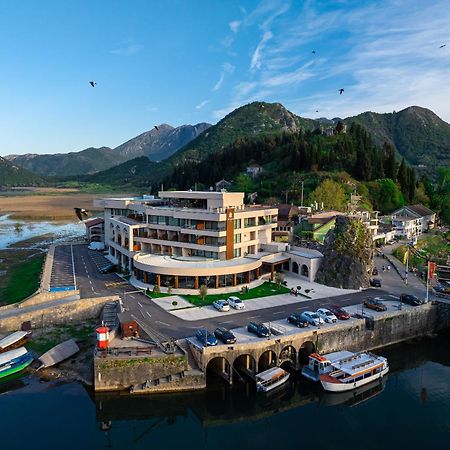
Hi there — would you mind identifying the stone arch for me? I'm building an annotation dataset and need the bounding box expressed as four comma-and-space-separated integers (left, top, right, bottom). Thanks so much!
206, 356, 232, 385
258, 350, 277, 372
233, 354, 257, 380
279, 345, 297, 368
298, 341, 316, 365
115, 225, 121, 243
301, 264, 309, 277
292, 261, 299, 274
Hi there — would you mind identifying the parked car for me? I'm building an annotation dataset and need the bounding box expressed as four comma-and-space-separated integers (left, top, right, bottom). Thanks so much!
434, 283, 450, 297
195, 329, 218, 346
88, 242, 105, 251
300, 311, 324, 327
316, 308, 337, 323
329, 305, 351, 320
247, 322, 270, 338
214, 327, 236, 344
400, 293, 424, 306
99, 263, 116, 274
287, 313, 309, 328
372, 267, 379, 276
363, 298, 387, 312
370, 278, 382, 287
227, 296, 245, 310
213, 300, 230, 312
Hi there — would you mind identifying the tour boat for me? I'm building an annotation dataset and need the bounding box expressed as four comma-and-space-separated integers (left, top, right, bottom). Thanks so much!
256, 367, 290, 393
301, 350, 388, 393
0, 347, 34, 379
0, 331, 31, 353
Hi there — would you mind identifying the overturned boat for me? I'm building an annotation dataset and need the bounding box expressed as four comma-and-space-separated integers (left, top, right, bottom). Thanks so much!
0, 331, 31, 353
36, 339, 80, 370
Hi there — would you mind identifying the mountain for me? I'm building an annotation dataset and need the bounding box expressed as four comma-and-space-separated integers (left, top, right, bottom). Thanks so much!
0, 156, 46, 186
346, 106, 450, 173
5, 147, 121, 177
6, 123, 211, 177
167, 102, 318, 165
114, 123, 211, 161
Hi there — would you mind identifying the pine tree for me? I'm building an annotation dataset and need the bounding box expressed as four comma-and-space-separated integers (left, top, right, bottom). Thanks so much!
383, 142, 397, 180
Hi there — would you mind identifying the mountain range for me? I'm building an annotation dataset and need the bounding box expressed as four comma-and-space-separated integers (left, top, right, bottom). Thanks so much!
2, 102, 450, 188
5, 122, 211, 177
0, 156, 45, 186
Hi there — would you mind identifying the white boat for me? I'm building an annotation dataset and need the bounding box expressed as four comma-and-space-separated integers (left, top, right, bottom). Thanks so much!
301, 351, 388, 393
0, 331, 31, 353
256, 367, 290, 393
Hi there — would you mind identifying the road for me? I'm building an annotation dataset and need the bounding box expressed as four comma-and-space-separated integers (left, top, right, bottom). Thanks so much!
70, 245, 409, 339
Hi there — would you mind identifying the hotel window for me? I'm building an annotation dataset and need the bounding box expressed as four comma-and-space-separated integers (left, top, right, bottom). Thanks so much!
234, 233, 241, 243
234, 248, 241, 257
234, 219, 241, 229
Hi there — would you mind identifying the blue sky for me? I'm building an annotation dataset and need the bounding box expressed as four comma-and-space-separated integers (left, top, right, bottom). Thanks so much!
1, 0, 449, 156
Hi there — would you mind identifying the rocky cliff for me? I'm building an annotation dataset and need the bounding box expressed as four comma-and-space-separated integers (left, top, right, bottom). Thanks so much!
315, 216, 374, 289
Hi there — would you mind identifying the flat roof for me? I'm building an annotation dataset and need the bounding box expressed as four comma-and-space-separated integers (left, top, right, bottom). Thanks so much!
289, 249, 323, 259
134, 254, 257, 269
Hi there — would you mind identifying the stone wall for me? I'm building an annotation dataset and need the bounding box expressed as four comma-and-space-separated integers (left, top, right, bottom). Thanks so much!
0, 290, 80, 313
0, 295, 119, 332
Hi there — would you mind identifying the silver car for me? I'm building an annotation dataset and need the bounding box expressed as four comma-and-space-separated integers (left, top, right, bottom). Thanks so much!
213, 300, 230, 312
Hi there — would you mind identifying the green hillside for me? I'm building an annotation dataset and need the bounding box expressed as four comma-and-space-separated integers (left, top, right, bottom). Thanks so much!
0, 157, 46, 186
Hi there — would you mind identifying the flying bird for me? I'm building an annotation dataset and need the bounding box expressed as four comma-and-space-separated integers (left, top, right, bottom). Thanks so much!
312, 50, 316, 54
439, 44, 446, 48
89, 81, 97, 87
154, 125, 159, 131
339, 88, 345, 95
259, 103, 265, 109
74, 208, 88, 221
316, 110, 319, 113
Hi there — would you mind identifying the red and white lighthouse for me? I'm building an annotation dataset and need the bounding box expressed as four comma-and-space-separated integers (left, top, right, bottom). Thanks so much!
96, 326, 110, 349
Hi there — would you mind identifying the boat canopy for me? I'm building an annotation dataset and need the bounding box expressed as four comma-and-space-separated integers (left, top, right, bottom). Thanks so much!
256, 367, 286, 382
333, 353, 386, 376
0, 331, 28, 350
0, 347, 28, 366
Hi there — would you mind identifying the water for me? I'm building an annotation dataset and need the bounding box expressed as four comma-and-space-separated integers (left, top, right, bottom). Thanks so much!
1, 333, 449, 450
0, 214, 84, 249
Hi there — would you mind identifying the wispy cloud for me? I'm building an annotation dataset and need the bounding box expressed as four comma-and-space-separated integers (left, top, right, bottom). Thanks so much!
195, 100, 210, 110
212, 62, 235, 92
250, 31, 273, 71
229, 20, 241, 33
109, 40, 142, 56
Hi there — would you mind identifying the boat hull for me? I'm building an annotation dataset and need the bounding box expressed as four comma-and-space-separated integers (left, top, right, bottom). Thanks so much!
320, 366, 389, 392
0, 355, 34, 379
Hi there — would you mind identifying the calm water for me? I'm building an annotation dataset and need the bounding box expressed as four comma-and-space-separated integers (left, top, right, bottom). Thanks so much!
0, 214, 84, 249
1, 333, 449, 450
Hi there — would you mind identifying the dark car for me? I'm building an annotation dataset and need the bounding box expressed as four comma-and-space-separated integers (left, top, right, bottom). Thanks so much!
99, 263, 117, 274
364, 298, 387, 312
434, 284, 450, 297
195, 329, 218, 346
370, 278, 382, 287
329, 305, 351, 320
214, 327, 236, 344
287, 313, 309, 328
247, 321, 270, 338
400, 293, 424, 306
372, 267, 379, 276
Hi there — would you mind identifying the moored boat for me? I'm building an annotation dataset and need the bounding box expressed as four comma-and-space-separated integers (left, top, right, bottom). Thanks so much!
0, 347, 34, 379
0, 331, 31, 353
301, 351, 388, 393
256, 367, 290, 393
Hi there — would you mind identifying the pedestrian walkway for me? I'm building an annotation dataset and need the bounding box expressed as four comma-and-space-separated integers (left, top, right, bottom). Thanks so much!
49, 245, 76, 292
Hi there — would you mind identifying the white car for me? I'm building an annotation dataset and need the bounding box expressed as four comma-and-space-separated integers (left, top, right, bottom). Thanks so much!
316, 308, 337, 323
227, 296, 245, 310
213, 300, 230, 312
301, 311, 325, 327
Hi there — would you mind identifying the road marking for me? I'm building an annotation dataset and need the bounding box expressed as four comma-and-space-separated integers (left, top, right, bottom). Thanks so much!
272, 311, 284, 315
146, 312, 152, 319
219, 320, 234, 324
155, 320, 170, 326
248, 315, 260, 319
138, 302, 143, 308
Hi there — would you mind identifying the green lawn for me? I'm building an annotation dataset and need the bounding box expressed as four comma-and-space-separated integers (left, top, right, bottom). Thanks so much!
181, 281, 290, 307
0, 254, 45, 305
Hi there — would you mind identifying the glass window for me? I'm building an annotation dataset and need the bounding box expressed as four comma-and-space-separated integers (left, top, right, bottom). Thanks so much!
234, 219, 241, 229
234, 248, 241, 257
234, 233, 241, 244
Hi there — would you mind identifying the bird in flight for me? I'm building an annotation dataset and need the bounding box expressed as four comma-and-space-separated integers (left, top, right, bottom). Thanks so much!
312, 50, 316, 54
339, 88, 345, 95
89, 81, 97, 87
316, 110, 319, 113
259, 103, 265, 109
74, 208, 88, 221
439, 44, 446, 48
154, 125, 159, 131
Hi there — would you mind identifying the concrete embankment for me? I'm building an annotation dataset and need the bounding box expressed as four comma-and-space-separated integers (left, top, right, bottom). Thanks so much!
0, 295, 119, 332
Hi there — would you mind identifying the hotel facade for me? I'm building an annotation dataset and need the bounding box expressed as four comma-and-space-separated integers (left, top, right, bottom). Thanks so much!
94, 191, 322, 292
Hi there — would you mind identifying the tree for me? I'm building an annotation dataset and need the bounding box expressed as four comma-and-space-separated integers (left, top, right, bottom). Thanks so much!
383, 142, 397, 180
153, 284, 160, 294
311, 179, 347, 211
366, 178, 405, 213
274, 272, 285, 286
199, 284, 208, 301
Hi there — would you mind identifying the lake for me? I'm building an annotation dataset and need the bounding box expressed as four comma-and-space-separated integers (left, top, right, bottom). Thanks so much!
1, 331, 449, 450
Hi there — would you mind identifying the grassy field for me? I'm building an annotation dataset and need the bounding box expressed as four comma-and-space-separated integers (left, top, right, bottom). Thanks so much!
0, 252, 45, 305
181, 281, 290, 307
27, 320, 97, 355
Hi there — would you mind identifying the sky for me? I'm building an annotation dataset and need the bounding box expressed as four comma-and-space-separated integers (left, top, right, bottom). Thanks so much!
1, 0, 449, 156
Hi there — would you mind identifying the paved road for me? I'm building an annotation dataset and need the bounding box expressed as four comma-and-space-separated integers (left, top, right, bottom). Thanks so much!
68, 244, 406, 339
